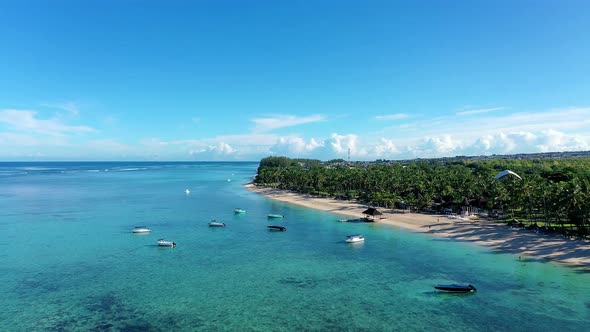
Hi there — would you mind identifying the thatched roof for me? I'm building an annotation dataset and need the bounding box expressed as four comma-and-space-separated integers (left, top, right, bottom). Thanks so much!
362, 207, 383, 216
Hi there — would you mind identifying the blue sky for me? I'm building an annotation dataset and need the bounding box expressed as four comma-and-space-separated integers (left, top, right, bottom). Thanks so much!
1, 1, 589, 161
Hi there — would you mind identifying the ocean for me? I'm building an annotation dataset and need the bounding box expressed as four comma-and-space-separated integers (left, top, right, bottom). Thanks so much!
0, 162, 588, 331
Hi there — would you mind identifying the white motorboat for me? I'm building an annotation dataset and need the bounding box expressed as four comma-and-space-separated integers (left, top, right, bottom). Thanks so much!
185, 189, 190, 194
234, 208, 246, 214
345, 234, 365, 243
208, 220, 226, 227
157, 239, 176, 247
132, 226, 151, 233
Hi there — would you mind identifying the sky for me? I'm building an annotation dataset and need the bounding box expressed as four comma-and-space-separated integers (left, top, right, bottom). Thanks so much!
1, 0, 590, 161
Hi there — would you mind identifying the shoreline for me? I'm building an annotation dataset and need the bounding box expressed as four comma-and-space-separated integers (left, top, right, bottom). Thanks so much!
245, 183, 590, 270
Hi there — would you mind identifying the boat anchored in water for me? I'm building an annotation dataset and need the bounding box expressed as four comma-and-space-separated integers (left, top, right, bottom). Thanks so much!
157, 239, 176, 247
267, 225, 286, 231
234, 208, 246, 214
434, 284, 477, 293
132, 226, 151, 233
208, 220, 226, 227
345, 234, 365, 243
267, 214, 284, 219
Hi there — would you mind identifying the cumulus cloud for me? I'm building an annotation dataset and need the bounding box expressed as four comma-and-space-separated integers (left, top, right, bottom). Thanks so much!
3, 103, 589, 161
190, 142, 236, 158
536, 129, 590, 152
402, 135, 463, 158
252, 114, 324, 132
314, 133, 368, 159
471, 132, 536, 153
468, 130, 589, 155
269, 136, 322, 156
266, 133, 367, 160
373, 138, 399, 156
0, 109, 95, 136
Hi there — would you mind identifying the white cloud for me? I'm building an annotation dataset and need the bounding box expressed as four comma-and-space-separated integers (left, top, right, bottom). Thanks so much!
0, 133, 40, 146
2, 103, 590, 161
374, 113, 410, 121
140, 138, 169, 147
471, 132, 536, 154
267, 133, 367, 160
456, 107, 506, 116
406, 135, 463, 157
214, 142, 235, 154
41, 101, 81, 115
312, 133, 368, 159
375, 106, 590, 144
190, 142, 236, 159
252, 114, 324, 132
468, 130, 590, 155
373, 138, 399, 156
269, 136, 323, 156
0, 109, 95, 136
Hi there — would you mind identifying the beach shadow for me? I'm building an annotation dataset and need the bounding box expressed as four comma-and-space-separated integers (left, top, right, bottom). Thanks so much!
337, 219, 365, 223
427, 291, 478, 298
427, 221, 590, 270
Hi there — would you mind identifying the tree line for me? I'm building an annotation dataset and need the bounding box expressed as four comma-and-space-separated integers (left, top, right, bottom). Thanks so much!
253, 156, 590, 238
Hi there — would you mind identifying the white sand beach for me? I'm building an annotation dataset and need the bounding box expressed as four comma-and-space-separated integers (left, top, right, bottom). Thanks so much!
246, 183, 590, 270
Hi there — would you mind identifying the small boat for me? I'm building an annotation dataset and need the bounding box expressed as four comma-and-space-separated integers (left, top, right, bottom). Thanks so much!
185, 189, 190, 195
434, 284, 477, 293
157, 239, 176, 247
345, 234, 365, 243
132, 226, 151, 233
267, 214, 284, 219
234, 208, 246, 214
268, 225, 286, 231
208, 220, 226, 227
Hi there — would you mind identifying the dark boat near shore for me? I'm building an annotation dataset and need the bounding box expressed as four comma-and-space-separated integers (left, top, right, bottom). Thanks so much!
434, 284, 477, 293
268, 225, 286, 231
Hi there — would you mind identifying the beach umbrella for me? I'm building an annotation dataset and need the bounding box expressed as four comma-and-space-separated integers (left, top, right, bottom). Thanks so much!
494, 169, 522, 181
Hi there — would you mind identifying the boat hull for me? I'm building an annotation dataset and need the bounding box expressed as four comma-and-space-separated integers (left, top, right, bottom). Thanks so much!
345, 238, 364, 243
434, 284, 476, 292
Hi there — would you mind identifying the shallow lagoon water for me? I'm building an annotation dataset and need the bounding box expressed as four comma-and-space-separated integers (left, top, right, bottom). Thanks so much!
1, 162, 588, 331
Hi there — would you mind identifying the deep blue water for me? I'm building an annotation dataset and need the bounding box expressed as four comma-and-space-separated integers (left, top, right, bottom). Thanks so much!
0, 162, 588, 331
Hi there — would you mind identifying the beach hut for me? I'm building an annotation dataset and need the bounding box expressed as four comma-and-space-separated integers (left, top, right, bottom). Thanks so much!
362, 207, 383, 221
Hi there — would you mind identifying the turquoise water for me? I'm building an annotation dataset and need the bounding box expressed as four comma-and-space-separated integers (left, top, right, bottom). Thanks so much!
1, 162, 588, 331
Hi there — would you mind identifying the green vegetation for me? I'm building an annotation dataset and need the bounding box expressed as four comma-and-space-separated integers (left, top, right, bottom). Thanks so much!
254, 156, 590, 238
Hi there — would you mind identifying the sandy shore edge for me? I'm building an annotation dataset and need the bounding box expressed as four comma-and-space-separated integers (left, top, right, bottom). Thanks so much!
246, 183, 590, 270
